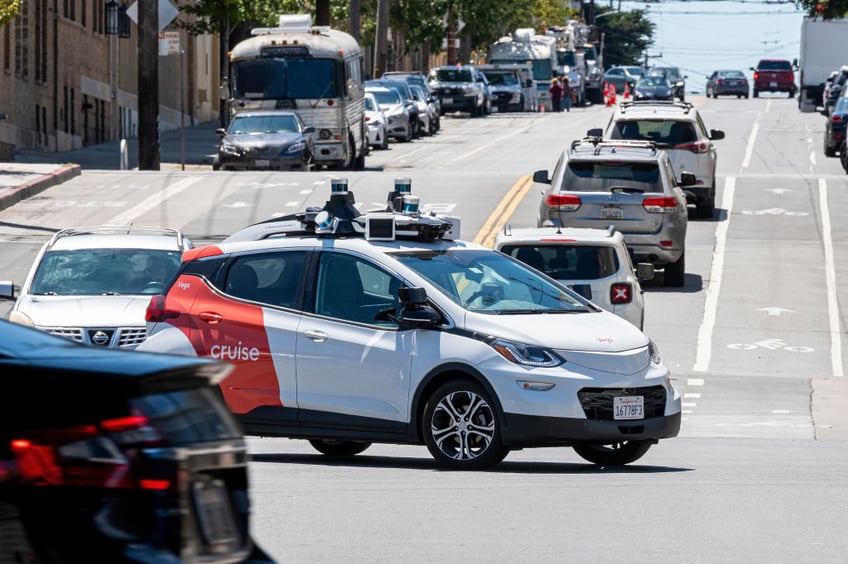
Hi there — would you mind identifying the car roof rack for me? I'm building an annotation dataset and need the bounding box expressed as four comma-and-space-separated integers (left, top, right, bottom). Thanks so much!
618, 100, 694, 114
223, 178, 461, 244
570, 137, 658, 155
47, 226, 187, 249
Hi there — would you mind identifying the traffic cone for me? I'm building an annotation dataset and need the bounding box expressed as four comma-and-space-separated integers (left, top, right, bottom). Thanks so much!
604, 82, 612, 107
608, 83, 616, 106
623, 83, 631, 100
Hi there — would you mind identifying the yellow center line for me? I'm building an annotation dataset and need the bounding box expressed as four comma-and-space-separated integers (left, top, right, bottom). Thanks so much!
472, 175, 535, 248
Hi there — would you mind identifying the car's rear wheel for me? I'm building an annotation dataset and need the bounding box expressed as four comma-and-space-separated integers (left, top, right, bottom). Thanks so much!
753, 89, 759, 98
697, 198, 715, 219
309, 439, 372, 457
422, 379, 509, 470
664, 251, 685, 287
825, 138, 837, 157
573, 440, 652, 466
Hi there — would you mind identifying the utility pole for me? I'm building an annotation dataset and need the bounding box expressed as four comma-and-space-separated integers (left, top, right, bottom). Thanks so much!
138, 0, 159, 170
316, 0, 330, 26
374, 0, 389, 78
350, 0, 361, 41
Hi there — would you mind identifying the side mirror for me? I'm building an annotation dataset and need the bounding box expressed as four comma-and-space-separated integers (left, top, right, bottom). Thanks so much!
679, 172, 697, 187
396, 287, 441, 329
709, 129, 725, 141
525, 79, 534, 88
0, 280, 15, 299
587, 128, 603, 137
533, 170, 551, 184
215, 128, 227, 136
303, 125, 316, 134
635, 263, 655, 282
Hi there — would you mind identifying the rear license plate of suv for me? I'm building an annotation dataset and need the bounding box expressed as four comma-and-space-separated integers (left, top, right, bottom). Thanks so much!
600, 206, 624, 219
442, 97, 453, 104
613, 396, 644, 420
769, 82, 778, 88
194, 480, 239, 545
255, 159, 270, 167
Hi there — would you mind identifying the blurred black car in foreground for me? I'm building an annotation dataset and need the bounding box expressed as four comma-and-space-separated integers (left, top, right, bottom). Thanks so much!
0, 320, 273, 563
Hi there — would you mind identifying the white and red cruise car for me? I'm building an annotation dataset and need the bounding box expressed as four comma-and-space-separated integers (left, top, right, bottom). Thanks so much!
138, 178, 681, 469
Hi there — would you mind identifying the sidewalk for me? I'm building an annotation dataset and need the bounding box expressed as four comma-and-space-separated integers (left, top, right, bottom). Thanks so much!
0, 121, 221, 212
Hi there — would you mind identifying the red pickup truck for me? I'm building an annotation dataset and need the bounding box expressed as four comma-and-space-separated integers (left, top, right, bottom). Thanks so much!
751, 59, 797, 98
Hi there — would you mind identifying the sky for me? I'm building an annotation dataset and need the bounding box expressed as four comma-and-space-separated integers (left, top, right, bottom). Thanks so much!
615, 1, 806, 92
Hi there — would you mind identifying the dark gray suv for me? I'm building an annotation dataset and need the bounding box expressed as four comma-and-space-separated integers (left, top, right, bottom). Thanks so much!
535, 138, 691, 287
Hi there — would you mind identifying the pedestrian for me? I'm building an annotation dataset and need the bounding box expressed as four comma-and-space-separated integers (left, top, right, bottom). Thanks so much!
549, 77, 563, 113
562, 77, 573, 112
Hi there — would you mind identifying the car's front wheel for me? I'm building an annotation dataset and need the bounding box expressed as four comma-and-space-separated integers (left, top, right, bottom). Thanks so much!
422, 379, 509, 469
573, 440, 652, 466
309, 439, 372, 457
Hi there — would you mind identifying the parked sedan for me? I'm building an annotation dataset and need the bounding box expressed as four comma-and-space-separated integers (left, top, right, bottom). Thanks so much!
364, 92, 389, 150
366, 86, 412, 142
824, 96, 848, 157
214, 110, 314, 171
706, 70, 749, 98
632, 75, 674, 101
603, 66, 642, 94
0, 319, 274, 563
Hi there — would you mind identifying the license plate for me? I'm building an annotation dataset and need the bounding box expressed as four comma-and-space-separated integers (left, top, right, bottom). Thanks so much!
442, 97, 453, 104
255, 159, 270, 167
194, 481, 239, 545
614, 396, 644, 420
600, 206, 624, 219
769, 82, 778, 88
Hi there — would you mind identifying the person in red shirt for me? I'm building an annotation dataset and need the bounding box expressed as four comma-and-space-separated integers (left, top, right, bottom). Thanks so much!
549, 77, 564, 112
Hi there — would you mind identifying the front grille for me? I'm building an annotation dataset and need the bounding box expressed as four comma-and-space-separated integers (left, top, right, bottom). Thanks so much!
577, 386, 667, 420
118, 328, 147, 347
45, 327, 84, 343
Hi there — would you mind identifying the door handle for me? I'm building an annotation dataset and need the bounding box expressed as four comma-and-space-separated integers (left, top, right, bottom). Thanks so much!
199, 312, 223, 324
303, 329, 328, 342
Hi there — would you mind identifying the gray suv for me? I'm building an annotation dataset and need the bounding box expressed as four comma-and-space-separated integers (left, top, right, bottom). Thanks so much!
428, 65, 489, 116
535, 138, 691, 287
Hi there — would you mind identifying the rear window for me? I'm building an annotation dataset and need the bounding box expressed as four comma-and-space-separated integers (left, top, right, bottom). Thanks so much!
563, 161, 661, 193
609, 119, 697, 146
499, 244, 620, 281
757, 60, 792, 71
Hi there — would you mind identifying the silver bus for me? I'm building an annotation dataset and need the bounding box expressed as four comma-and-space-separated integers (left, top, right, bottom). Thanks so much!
228, 14, 367, 169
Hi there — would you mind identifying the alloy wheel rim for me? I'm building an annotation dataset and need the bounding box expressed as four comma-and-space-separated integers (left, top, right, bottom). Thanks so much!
430, 390, 496, 460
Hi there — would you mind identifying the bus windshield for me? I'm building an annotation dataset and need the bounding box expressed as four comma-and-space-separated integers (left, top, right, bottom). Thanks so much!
233, 58, 340, 100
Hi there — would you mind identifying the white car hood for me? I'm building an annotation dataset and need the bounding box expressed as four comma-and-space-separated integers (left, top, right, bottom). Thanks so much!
19, 295, 150, 327
380, 103, 405, 116
463, 310, 650, 374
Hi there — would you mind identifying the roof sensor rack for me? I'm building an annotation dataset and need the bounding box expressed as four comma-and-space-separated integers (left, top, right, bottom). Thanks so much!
618, 100, 693, 114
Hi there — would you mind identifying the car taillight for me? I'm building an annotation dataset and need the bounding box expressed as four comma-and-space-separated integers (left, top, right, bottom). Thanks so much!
642, 197, 680, 213
545, 194, 582, 210
753, 71, 759, 80
610, 283, 632, 304
674, 140, 710, 153
9, 414, 168, 489
145, 294, 180, 322
832, 114, 843, 123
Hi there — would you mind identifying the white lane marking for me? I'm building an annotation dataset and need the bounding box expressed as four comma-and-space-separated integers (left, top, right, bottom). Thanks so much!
449, 128, 525, 164
741, 123, 759, 170
687, 378, 704, 386
819, 178, 843, 376
757, 307, 793, 316
109, 177, 202, 225
682, 402, 698, 408
693, 177, 735, 372
684, 392, 702, 399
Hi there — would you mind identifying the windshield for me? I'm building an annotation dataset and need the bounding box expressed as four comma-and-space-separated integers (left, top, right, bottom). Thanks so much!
392, 249, 589, 314
558, 51, 576, 67
31, 249, 182, 296
609, 119, 697, 146
434, 69, 474, 83
228, 114, 299, 134
638, 76, 669, 88
368, 88, 402, 105
233, 57, 340, 99
484, 72, 518, 86
563, 161, 661, 193
719, 70, 746, 78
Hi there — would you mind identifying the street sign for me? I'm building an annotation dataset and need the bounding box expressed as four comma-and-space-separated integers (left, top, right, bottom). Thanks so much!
126, 0, 179, 33
158, 31, 180, 56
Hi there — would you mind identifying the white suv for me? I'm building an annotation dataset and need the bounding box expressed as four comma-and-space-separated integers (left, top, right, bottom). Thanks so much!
591, 100, 725, 219
495, 226, 653, 329
138, 179, 681, 469
0, 226, 191, 349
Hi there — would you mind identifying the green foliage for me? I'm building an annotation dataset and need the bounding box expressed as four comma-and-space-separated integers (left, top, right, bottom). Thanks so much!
795, 0, 848, 19
593, 7, 654, 67
0, 0, 22, 27
173, 0, 306, 36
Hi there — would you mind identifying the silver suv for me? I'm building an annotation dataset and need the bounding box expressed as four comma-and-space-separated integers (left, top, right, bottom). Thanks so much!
592, 100, 725, 219
535, 138, 691, 287
428, 65, 489, 116
0, 226, 191, 348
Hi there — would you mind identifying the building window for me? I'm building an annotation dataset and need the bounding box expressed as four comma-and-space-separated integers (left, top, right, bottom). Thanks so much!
71, 88, 76, 136
3, 25, 10, 73
42, 106, 47, 145
82, 0, 87, 27
63, 85, 69, 133
63, 0, 69, 19
40, 0, 47, 82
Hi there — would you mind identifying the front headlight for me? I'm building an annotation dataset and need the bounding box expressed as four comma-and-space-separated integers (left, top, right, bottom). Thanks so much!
284, 141, 306, 154
462, 85, 476, 94
220, 143, 240, 155
489, 338, 563, 368
648, 339, 662, 366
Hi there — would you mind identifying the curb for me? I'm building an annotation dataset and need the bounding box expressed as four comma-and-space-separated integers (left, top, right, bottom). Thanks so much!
0, 164, 81, 213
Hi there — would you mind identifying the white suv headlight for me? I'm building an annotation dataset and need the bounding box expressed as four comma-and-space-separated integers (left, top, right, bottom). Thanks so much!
489, 337, 563, 368
648, 339, 662, 366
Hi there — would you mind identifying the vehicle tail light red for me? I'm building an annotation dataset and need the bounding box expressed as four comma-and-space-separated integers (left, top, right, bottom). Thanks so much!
610, 283, 632, 304
753, 71, 759, 81
545, 194, 582, 210
8, 414, 168, 489
674, 140, 710, 153
831, 114, 843, 123
642, 197, 680, 214
145, 294, 180, 322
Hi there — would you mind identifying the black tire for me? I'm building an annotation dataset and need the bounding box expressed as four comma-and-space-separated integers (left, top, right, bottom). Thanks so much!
825, 138, 837, 157
380, 132, 389, 150
422, 379, 509, 470
696, 199, 715, 219
309, 439, 372, 457
753, 89, 759, 98
664, 251, 686, 287
572, 440, 652, 466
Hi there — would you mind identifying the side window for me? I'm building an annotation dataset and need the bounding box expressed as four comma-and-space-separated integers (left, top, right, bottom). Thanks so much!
224, 252, 306, 308
314, 253, 401, 326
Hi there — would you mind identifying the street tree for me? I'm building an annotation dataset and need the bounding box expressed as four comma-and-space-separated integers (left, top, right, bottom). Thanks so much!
593, 7, 654, 68
794, 0, 848, 19
0, 0, 21, 26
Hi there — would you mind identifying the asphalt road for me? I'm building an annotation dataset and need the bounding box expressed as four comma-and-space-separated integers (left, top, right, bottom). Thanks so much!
1, 95, 846, 562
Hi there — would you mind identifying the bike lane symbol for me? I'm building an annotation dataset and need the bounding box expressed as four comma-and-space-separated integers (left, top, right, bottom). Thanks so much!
727, 339, 814, 352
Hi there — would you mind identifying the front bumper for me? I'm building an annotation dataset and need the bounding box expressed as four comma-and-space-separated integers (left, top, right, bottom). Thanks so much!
218, 154, 308, 171
503, 411, 681, 447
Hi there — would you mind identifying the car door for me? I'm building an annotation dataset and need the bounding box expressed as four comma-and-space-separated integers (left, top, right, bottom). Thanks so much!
191, 251, 307, 419
296, 250, 414, 432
